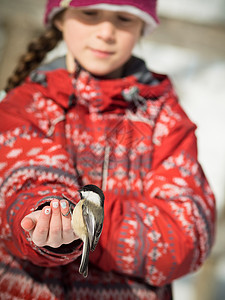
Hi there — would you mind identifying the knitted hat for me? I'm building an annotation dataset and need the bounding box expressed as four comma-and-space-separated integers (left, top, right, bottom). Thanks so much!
44, 0, 159, 35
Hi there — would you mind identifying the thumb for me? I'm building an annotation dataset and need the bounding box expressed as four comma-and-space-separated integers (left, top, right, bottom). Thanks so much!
21, 211, 40, 231
21, 217, 36, 231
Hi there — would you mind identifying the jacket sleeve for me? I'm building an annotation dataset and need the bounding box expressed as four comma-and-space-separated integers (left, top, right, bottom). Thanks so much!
90, 94, 216, 286
0, 85, 81, 267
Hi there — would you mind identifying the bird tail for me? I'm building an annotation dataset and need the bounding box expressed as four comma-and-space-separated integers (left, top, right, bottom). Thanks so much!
79, 236, 90, 278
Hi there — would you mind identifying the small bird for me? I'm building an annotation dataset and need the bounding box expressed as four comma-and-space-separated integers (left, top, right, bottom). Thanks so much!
71, 184, 105, 278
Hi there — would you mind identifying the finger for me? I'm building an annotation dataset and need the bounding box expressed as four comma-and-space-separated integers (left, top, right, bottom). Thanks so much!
32, 206, 51, 247
60, 200, 78, 243
21, 217, 36, 231
60, 199, 71, 217
47, 200, 62, 248
21, 210, 41, 232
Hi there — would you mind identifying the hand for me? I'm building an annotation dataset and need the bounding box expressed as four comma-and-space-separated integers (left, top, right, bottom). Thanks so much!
21, 200, 79, 248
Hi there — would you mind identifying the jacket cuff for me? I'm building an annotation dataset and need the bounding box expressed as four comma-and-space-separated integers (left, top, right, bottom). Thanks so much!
42, 239, 82, 255
34, 194, 82, 256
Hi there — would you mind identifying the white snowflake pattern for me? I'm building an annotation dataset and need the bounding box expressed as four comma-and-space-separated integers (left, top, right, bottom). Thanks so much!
148, 248, 162, 261
123, 237, 135, 248
36, 154, 67, 166
114, 167, 126, 180
38, 120, 49, 131
127, 220, 138, 230
153, 123, 169, 146
134, 179, 143, 191
173, 177, 188, 186
107, 178, 116, 190
143, 213, 155, 226
6, 148, 23, 158
152, 270, 166, 285
41, 139, 52, 144
26, 147, 43, 156
122, 255, 134, 264
47, 145, 62, 153
0, 162, 7, 171
136, 142, 148, 154
91, 143, 104, 156
114, 144, 126, 157
148, 230, 161, 242
159, 183, 193, 198
176, 154, 185, 166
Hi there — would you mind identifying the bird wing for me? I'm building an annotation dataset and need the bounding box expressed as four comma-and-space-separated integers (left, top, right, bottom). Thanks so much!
82, 204, 103, 251
82, 204, 95, 249
91, 220, 103, 251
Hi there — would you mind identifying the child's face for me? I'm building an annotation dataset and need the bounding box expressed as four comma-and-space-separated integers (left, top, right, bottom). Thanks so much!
55, 8, 143, 78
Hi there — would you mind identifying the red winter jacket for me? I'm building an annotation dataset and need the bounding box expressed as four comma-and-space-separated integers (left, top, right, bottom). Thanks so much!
0, 56, 215, 299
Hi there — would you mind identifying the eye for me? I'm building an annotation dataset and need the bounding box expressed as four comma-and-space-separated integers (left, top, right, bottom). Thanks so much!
81, 10, 98, 16
118, 16, 131, 22
118, 14, 135, 23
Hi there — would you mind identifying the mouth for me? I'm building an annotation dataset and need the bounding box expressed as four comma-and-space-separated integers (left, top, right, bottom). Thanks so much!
90, 48, 114, 58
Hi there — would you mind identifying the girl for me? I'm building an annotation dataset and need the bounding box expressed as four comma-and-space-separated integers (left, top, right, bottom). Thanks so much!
0, 0, 216, 299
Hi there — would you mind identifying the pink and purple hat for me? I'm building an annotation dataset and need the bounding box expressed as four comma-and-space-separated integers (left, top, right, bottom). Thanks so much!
44, 0, 159, 35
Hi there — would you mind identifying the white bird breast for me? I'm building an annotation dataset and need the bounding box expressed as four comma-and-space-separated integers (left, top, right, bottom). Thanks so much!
80, 191, 101, 206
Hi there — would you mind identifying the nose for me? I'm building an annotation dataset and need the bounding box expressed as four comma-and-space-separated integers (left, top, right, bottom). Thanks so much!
96, 21, 116, 43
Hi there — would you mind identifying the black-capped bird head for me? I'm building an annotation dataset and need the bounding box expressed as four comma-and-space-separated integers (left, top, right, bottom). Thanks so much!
79, 184, 105, 207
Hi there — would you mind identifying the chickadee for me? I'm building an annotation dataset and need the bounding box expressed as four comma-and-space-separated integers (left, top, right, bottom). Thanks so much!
70, 184, 104, 278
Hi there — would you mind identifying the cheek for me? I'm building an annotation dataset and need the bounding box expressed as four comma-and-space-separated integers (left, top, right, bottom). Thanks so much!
119, 32, 140, 56
63, 22, 85, 53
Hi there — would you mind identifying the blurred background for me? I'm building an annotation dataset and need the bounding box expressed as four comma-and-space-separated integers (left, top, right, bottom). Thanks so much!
0, 0, 225, 299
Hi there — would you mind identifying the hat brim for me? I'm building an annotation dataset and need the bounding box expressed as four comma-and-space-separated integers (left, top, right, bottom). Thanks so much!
46, 4, 159, 35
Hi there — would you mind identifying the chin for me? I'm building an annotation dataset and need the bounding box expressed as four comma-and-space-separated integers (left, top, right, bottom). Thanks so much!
86, 66, 110, 75
87, 66, 122, 79
81, 59, 118, 76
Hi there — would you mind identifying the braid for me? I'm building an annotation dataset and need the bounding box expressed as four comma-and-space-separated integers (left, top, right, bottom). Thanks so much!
5, 26, 62, 92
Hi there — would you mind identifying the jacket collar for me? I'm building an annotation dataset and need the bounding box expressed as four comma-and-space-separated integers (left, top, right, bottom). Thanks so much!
30, 56, 172, 113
